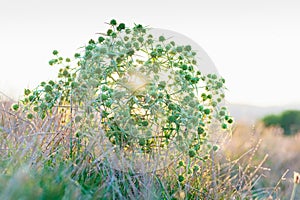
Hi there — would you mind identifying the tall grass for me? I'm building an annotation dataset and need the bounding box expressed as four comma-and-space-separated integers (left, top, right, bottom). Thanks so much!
0, 98, 287, 199
223, 122, 300, 199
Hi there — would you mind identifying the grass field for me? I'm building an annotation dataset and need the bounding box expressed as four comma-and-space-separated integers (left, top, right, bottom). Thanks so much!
0, 98, 299, 199
223, 122, 300, 199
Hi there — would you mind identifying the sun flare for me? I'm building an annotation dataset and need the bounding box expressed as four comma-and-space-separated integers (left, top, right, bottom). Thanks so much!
127, 72, 148, 91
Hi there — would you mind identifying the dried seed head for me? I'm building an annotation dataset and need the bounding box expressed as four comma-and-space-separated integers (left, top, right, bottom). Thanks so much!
294, 171, 300, 184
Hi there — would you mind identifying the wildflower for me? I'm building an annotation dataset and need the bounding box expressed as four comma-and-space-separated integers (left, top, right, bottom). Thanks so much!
110, 19, 117, 26
27, 113, 33, 119
159, 35, 165, 42
12, 104, 19, 111
178, 160, 184, 167
107, 29, 113, 36
52, 50, 58, 55
222, 123, 228, 129
178, 175, 184, 182
141, 121, 149, 126
188, 149, 196, 157
117, 23, 125, 31
204, 108, 210, 115
98, 37, 105, 43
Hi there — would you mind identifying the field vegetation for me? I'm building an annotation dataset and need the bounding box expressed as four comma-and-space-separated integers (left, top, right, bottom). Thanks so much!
2, 99, 299, 199
224, 122, 300, 199
0, 20, 299, 199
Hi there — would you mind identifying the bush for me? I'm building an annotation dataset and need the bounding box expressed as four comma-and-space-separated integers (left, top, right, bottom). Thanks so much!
261, 114, 280, 127
262, 110, 300, 135
14, 19, 233, 170
3, 20, 264, 199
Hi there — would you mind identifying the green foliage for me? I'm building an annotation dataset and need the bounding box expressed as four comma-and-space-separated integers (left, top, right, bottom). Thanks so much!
280, 110, 300, 135
13, 19, 234, 185
262, 114, 280, 127
262, 110, 300, 135
0, 163, 88, 199
19, 20, 231, 152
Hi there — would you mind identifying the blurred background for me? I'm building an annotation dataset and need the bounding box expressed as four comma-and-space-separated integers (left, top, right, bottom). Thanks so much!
1, 0, 300, 197
1, 0, 300, 108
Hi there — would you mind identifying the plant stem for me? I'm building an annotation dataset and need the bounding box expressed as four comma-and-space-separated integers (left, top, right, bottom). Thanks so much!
69, 90, 73, 159
290, 183, 298, 200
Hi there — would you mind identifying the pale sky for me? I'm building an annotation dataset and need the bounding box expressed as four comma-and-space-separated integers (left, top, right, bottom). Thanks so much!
1, 0, 300, 106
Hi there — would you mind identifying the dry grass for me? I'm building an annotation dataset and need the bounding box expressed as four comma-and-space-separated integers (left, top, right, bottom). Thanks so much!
0, 97, 294, 199
223, 122, 300, 199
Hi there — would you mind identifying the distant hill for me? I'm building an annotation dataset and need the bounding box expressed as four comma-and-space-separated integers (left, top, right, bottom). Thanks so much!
227, 103, 300, 124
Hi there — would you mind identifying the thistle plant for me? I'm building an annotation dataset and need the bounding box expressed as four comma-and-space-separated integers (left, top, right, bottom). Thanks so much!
13, 20, 233, 173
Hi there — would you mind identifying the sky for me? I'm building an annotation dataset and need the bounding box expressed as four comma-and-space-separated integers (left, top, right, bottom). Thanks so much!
1, 0, 300, 106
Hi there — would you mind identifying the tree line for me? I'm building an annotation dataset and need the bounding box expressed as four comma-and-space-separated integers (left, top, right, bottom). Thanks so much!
262, 110, 300, 136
